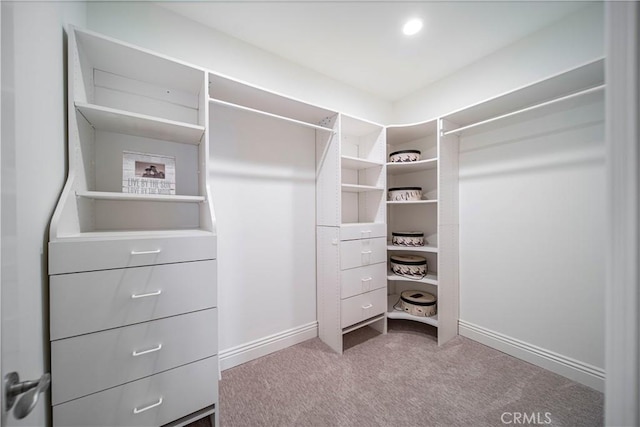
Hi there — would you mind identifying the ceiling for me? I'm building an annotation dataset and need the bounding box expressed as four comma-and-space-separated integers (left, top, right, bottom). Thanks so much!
159, 1, 589, 102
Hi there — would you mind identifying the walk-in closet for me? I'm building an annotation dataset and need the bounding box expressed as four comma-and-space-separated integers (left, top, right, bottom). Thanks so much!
2, 1, 637, 426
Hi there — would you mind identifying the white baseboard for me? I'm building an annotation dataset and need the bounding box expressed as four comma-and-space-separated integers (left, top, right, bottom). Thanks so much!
219, 321, 318, 371
459, 320, 605, 392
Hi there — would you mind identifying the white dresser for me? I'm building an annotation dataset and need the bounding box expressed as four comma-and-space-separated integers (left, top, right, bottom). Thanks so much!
49, 235, 218, 426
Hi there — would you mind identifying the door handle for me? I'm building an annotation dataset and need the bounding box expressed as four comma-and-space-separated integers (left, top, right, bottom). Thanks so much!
4, 372, 51, 419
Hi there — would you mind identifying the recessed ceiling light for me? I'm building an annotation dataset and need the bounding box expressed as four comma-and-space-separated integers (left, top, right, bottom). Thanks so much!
402, 18, 423, 36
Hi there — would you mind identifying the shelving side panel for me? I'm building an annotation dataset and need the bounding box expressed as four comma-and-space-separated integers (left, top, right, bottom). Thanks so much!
317, 116, 340, 227
317, 226, 343, 354
201, 73, 215, 233
71, 29, 94, 105
438, 120, 460, 228
437, 120, 460, 345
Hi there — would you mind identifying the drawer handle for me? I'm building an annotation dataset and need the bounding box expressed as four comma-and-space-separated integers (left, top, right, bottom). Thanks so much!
133, 397, 163, 414
361, 304, 373, 309
361, 250, 372, 254
132, 344, 162, 357
130, 249, 161, 255
131, 290, 162, 299
361, 277, 373, 282
361, 230, 372, 235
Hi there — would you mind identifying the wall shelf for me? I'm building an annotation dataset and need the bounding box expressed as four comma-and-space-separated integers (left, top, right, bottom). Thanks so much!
441, 57, 605, 135
387, 243, 438, 253
387, 270, 438, 285
387, 294, 439, 327
75, 102, 205, 144
387, 200, 438, 205
341, 155, 384, 170
75, 191, 205, 203
209, 97, 334, 134
341, 184, 384, 193
387, 158, 437, 175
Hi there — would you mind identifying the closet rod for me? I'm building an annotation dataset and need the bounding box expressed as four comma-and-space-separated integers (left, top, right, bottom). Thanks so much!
441, 84, 605, 137
209, 98, 335, 133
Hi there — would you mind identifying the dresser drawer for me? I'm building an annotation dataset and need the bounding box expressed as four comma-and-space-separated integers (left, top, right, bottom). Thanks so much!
340, 288, 386, 329
340, 223, 386, 241
49, 233, 217, 274
53, 356, 217, 427
51, 308, 217, 405
340, 237, 386, 270
50, 260, 216, 340
340, 262, 386, 299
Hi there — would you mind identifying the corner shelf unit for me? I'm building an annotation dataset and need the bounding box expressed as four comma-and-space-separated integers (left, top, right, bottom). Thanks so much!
385, 119, 458, 345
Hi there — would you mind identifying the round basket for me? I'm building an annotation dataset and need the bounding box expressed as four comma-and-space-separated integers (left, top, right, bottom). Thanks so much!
397, 290, 437, 317
388, 187, 422, 202
390, 254, 427, 279
389, 149, 421, 163
391, 231, 425, 247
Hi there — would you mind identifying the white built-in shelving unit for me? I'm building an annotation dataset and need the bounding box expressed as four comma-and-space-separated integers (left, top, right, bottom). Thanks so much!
48, 26, 219, 427
385, 120, 453, 336
316, 114, 388, 354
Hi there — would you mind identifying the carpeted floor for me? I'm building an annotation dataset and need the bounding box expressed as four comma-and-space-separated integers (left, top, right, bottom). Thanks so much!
194, 320, 603, 427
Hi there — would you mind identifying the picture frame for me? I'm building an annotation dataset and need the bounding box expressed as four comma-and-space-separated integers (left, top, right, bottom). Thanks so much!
122, 151, 176, 195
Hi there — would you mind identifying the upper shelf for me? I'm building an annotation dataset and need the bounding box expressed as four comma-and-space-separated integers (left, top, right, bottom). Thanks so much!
442, 58, 605, 135
76, 102, 205, 144
76, 191, 205, 203
387, 158, 437, 175
209, 98, 334, 133
209, 72, 337, 127
341, 156, 384, 170
341, 184, 384, 193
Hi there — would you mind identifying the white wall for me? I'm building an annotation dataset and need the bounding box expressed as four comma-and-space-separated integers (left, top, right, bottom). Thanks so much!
209, 105, 318, 367
85, 1, 392, 125
458, 94, 605, 389
392, 3, 604, 124
1, 2, 85, 426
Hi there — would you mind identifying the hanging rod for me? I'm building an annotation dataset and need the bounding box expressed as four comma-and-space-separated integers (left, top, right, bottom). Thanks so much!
209, 98, 335, 133
441, 84, 605, 137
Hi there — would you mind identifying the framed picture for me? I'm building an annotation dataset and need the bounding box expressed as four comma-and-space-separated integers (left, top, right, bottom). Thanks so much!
122, 151, 176, 195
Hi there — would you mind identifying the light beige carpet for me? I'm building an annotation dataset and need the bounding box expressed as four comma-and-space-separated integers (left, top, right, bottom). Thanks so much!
196, 320, 603, 427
